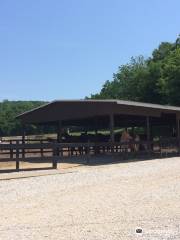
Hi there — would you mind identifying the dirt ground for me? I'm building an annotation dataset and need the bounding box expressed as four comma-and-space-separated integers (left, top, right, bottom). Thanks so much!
0, 156, 180, 239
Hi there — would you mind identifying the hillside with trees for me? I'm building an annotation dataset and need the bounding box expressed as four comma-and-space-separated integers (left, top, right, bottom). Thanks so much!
0, 100, 47, 136
90, 36, 180, 106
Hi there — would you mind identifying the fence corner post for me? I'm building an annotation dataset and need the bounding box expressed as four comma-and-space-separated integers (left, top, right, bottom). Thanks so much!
52, 157, 57, 169
52, 144, 58, 169
16, 140, 20, 171
86, 142, 90, 164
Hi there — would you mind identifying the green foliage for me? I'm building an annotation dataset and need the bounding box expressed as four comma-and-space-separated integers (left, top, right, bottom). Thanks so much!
0, 100, 47, 136
159, 47, 180, 105
90, 36, 180, 106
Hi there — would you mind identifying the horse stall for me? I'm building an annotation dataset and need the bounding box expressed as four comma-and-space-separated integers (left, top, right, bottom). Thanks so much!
1, 99, 180, 172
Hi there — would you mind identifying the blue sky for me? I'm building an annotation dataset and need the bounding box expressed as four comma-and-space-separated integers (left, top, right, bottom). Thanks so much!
0, 0, 180, 101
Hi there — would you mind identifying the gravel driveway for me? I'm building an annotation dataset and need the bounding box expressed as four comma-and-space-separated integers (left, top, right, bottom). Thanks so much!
0, 157, 180, 239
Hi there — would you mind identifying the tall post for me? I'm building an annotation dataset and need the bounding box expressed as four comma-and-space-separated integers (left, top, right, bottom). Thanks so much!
110, 113, 115, 142
22, 124, 26, 159
52, 145, 57, 169
146, 116, 151, 153
146, 116, 150, 141
57, 121, 62, 157
176, 116, 180, 154
57, 121, 62, 143
94, 116, 99, 154
22, 125, 25, 143
94, 116, 98, 142
176, 118, 180, 139
16, 140, 20, 171
132, 126, 135, 137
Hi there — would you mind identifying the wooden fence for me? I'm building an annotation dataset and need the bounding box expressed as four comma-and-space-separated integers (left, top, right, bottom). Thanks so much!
0, 138, 179, 171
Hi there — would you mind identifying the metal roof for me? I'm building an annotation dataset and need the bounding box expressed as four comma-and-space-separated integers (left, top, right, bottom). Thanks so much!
116, 100, 180, 111
16, 99, 180, 124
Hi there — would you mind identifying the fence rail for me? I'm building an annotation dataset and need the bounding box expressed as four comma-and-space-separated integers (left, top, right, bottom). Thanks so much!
0, 138, 180, 171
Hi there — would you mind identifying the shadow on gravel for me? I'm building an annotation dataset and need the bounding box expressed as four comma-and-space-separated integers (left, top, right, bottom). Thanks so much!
0, 169, 75, 181
60, 152, 179, 166
0, 166, 53, 174
0, 152, 178, 178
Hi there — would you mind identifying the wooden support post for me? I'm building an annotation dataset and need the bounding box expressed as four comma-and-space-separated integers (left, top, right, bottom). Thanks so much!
57, 121, 62, 142
52, 153, 57, 169
146, 116, 150, 141
86, 141, 90, 164
22, 127, 25, 143
146, 116, 151, 154
177, 118, 180, 138
57, 121, 62, 156
132, 126, 135, 137
94, 117, 98, 154
16, 140, 20, 171
94, 116, 98, 142
10, 140, 13, 159
110, 113, 115, 143
40, 140, 43, 157
52, 142, 58, 169
22, 125, 26, 159
176, 117, 180, 154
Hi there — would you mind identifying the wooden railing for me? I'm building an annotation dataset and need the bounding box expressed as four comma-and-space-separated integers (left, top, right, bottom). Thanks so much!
0, 138, 179, 171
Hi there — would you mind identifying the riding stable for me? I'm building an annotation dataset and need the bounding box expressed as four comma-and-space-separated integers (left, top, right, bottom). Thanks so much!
1, 99, 180, 171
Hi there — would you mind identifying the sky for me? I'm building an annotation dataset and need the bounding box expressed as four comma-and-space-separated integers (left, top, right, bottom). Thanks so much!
0, 0, 180, 101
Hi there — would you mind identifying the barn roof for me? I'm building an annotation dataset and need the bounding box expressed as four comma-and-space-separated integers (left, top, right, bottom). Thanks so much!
16, 99, 180, 124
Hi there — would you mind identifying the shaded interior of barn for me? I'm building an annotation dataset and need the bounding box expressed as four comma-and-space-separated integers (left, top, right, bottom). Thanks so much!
17, 100, 180, 143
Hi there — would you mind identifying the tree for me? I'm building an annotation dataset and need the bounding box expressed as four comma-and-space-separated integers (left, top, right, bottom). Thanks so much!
158, 47, 180, 105
0, 100, 47, 136
90, 36, 180, 106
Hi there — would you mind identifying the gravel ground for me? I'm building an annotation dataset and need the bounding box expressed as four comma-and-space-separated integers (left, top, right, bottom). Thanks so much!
0, 157, 180, 240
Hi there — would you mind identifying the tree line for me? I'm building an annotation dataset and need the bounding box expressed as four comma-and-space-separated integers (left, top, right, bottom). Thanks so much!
0, 100, 47, 136
90, 36, 180, 106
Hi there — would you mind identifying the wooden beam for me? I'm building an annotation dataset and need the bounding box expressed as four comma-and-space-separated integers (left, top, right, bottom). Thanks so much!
22, 124, 26, 143
16, 140, 20, 171
57, 121, 63, 157
146, 116, 151, 154
146, 116, 150, 141
110, 113, 115, 142
22, 124, 26, 158
57, 121, 62, 143
176, 117, 180, 154
94, 116, 98, 142
177, 118, 180, 138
